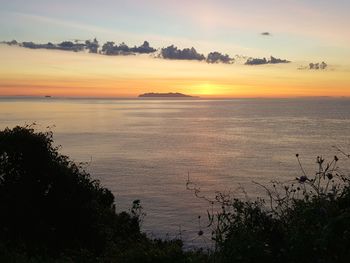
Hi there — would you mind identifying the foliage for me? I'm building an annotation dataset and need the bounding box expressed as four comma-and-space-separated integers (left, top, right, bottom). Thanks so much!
0, 125, 143, 258
0, 125, 209, 262
188, 152, 350, 263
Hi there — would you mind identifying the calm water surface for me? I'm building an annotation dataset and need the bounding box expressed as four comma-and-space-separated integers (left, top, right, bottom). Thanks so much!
1, 97, 350, 247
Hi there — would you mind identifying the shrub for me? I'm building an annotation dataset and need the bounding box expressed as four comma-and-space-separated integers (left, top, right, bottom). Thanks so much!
188, 153, 350, 262
0, 125, 210, 262
0, 125, 142, 260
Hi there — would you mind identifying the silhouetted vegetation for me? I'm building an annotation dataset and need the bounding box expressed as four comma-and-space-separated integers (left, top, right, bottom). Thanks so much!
187, 153, 350, 263
0, 126, 207, 262
1, 125, 350, 262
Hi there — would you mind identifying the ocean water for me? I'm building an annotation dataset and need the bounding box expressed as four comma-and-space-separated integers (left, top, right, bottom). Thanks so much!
1, 97, 350, 247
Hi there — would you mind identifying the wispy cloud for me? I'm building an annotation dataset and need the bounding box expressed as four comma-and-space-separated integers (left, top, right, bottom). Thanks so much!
8, 11, 258, 55
145, 0, 350, 46
12, 12, 125, 36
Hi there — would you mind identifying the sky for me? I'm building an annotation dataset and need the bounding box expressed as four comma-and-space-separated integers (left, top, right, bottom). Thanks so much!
0, 0, 349, 97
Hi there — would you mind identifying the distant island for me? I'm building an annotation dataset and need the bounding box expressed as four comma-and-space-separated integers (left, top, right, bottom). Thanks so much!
138, 92, 197, 98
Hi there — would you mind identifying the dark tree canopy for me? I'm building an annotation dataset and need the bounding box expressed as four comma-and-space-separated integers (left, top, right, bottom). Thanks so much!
0, 126, 141, 257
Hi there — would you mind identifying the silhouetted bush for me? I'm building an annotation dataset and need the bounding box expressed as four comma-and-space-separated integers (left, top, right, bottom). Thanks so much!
0, 126, 208, 262
0, 125, 144, 259
188, 154, 350, 263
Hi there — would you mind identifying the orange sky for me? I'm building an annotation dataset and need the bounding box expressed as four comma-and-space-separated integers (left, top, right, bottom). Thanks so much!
1, 45, 349, 98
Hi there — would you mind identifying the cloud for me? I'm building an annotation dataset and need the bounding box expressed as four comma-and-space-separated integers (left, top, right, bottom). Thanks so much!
297, 62, 328, 71
3, 40, 18, 46
269, 56, 290, 64
101, 41, 130, 55
85, 38, 99, 53
245, 57, 268, 65
57, 41, 85, 52
5, 37, 293, 68
12, 12, 123, 37
15, 39, 156, 55
309, 62, 328, 70
101, 41, 156, 55
207, 52, 234, 64
21, 41, 85, 52
261, 32, 271, 36
160, 45, 205, 61
245, 56, 290, 65
130, 41, 157, 54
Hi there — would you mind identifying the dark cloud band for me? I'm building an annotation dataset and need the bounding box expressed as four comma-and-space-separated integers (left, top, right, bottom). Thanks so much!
160, 45, 205, 61
3, 39, 292, 66
245, 56, 290, 65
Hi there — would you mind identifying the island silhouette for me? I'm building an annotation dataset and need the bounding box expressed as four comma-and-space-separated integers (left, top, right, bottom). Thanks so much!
138, 92, 197, 98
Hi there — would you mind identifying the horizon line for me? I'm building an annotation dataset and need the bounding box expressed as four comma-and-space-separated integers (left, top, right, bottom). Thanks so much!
1, 95, 349, 100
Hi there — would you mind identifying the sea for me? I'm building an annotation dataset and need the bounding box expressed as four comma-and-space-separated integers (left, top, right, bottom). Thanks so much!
1, 97, 350, 248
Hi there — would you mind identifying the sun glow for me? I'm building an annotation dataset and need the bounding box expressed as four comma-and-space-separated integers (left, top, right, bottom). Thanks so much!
192, 83, 219, 96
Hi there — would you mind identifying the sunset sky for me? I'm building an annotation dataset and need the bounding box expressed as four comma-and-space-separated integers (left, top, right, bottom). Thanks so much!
0, 0, 349, 97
